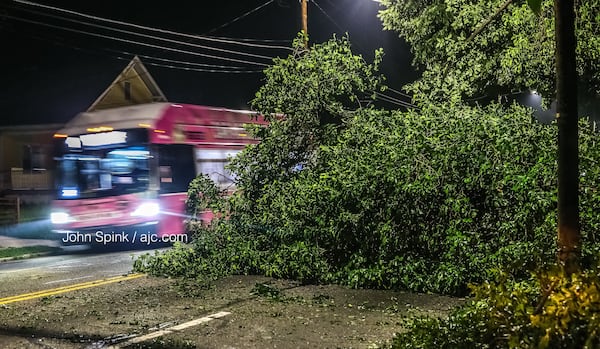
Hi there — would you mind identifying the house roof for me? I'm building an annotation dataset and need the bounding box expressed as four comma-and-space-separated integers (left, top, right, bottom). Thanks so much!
87, 56, 168, 111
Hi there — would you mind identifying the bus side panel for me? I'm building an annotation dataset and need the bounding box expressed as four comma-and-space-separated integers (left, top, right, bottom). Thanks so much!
156, 144, 195, 238
157, 193, 187, 237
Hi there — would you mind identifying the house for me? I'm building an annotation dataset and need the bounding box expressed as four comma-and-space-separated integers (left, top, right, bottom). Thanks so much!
0, 123, 62, 200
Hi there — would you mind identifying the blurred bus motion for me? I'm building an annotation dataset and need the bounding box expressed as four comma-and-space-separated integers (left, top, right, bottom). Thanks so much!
49, 103, 266, 245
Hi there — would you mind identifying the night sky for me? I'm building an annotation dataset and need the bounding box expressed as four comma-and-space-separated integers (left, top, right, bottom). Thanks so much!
0, 0, 417, 127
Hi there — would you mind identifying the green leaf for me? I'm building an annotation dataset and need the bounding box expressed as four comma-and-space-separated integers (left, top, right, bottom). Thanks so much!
527, 0, 542, 15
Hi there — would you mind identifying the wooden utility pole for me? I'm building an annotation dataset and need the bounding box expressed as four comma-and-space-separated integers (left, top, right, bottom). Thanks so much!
301, 0, 308, 48
555, 0, 580, 275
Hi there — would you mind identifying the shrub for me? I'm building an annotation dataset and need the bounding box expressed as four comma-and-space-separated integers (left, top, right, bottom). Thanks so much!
225, 102, 599, 295
136, 103, 600, 296
135, 34, 600, 297
389, 267, 600, 349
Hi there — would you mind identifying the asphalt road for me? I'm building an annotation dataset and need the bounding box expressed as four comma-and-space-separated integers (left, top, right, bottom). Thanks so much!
0, 247, 159, 298
0, 242, 466, 348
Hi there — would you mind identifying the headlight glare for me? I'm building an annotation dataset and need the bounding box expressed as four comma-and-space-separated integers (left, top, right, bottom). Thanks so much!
131, 202, 160, 217
50, 212, 74, 224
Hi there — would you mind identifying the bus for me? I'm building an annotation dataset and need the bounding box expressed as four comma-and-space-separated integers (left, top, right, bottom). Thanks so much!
49, 102, 265, 246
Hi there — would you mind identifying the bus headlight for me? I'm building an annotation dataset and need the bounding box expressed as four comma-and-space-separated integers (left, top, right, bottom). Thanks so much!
131, 202, 160, 217
50, 212, 75, 224
60, 188, 79, 198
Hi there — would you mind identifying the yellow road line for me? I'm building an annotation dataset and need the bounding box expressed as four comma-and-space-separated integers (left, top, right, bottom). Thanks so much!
0, 273, 145, 305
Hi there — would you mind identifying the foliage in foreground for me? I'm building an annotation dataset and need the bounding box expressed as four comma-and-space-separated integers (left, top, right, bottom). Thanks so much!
389, 267, 600, 349
134, 36, 600, 296
135, 100, 600, 295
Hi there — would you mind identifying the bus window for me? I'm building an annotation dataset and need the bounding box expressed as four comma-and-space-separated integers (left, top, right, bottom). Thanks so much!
104, 148, 150, 192
157, 144, 196, 194
55, 147, 152, 199
78, 158, 102, 191
195, 149, 240, 189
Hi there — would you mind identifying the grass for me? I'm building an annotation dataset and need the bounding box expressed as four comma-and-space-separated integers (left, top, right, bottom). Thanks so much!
0, 246, 62, 259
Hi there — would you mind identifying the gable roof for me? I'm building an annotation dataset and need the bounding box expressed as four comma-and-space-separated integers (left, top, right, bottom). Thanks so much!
87, 56, 167, 111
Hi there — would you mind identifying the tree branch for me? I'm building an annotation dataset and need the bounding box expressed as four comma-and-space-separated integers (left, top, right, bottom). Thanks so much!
467, 0, 515, 42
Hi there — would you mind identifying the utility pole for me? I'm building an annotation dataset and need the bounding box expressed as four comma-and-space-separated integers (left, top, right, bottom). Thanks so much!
555, 0, 580, 275
301, 0, 308, 48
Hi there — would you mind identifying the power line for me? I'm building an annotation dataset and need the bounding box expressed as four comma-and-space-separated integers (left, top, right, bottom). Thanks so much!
4, 14, 272, 67
375, 94, 418, 110
380, 92, 418, 109
385, 86, 413, 99
18, 30, 265, 74
123, 51, 262, 71
140, 60, 263, 74
372, 91, 419, 109
205, 0, 274, 35
12, 0, 293, 51
14, 6, 278, 63
312, 0, 345, 34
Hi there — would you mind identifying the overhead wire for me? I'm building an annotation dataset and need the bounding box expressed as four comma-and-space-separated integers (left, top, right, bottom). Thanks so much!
13, 6, 278, 63
4, 0, 423, 90
3, 0, 293, 72
123, 51, 262, 71
42, 31, 265, 73
11, 20, 265, 73
372, 91, 420, 110
205, 0, 274, 35
383, 86, 418, 108
311, 0, 418, 110
16, 30, 265, 74
13, 0, 294, 50
311, 0, 346, 34
140, 60, 264, 74
3, 14, 272, 67
375, 94, 418, 110
385, 86, 413, 99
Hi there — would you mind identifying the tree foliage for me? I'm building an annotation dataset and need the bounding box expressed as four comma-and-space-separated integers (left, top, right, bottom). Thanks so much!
228, 100, 599, 295
228, 34, 384, 204
130, 4, 600, 348
377, 0, 600, 106
135, 33, 600, 296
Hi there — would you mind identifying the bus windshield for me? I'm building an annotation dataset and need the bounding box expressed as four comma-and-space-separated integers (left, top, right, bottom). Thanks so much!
55, 146, 152, 199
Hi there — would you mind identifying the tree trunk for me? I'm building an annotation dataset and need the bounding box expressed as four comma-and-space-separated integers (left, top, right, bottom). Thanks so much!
555, 0, 580, 275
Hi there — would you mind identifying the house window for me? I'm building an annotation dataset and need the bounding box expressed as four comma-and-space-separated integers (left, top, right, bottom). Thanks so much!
22, 145, 46, 171
124, 81, 131, 101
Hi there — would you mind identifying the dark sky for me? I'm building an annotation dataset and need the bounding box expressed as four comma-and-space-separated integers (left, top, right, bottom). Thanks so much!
0, 0, 417, 126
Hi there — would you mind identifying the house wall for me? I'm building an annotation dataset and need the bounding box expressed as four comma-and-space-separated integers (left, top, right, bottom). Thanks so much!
0, 124, 63, 194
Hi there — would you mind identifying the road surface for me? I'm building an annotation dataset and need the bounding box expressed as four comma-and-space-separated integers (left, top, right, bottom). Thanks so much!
0, 246, 466, 348
0, 248, 156, 297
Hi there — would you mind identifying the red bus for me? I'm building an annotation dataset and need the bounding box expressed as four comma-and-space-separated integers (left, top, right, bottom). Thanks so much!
50, 102, 265, 246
